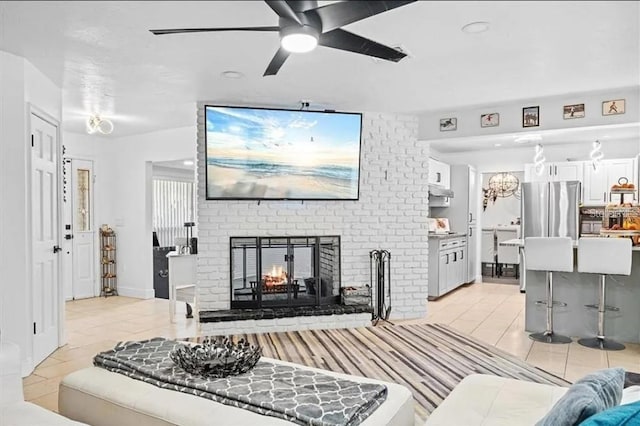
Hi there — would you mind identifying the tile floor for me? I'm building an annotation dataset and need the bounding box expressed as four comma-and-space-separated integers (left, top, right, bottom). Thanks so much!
24, 282, 640, 414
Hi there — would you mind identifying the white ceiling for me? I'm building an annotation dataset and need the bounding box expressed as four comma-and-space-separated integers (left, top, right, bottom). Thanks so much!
1, 1, 639, 137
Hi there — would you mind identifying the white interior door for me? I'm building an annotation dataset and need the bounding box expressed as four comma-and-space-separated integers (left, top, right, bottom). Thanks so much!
31, 113, 60, 365
72, 159, 96, 299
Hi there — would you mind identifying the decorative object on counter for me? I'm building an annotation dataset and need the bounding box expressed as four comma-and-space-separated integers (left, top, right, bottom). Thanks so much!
170, 337, 262, 378
600, 178, 640, 243
563, 103, 585, 119
370, 250, 391, 325
428, 217, 450, 233
533, 143, 546, 175
100, 225, 117, 297
602, 99, 625, 116
481, 112, 499, 128
439, 117, 457, 131
522, 105, 539, 127
590, 140, 604, 171
182, 221, 195, 254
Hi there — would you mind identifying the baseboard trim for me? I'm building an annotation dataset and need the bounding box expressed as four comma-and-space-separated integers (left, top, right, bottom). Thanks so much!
21, 356, 34, 377
117, 286, 155, 299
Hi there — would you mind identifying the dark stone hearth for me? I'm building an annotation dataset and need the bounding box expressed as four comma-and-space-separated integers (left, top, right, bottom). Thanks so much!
199, 304, 372, 323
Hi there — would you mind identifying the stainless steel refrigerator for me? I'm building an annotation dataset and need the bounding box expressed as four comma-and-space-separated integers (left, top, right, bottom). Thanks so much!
521, 181, 581, 241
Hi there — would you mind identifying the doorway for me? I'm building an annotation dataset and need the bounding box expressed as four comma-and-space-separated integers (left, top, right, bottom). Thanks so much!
480, 171, 523, 284
30, 112, 62, 365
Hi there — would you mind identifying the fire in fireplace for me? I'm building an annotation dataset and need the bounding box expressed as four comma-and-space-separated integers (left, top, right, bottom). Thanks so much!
230, 236, 341, 309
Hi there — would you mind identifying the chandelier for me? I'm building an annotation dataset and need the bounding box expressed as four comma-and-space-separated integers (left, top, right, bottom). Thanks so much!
483, 172, 521, 210
86, 114, 114, 135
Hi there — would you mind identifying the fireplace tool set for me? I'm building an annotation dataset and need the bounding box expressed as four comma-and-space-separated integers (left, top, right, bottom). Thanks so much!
370, 250, 392, 325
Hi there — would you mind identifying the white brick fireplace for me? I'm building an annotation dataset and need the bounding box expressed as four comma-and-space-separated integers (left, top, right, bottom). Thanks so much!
196, 105, 429, 335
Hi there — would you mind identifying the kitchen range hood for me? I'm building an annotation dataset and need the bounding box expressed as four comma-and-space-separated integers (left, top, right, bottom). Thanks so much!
428, 184, 454, 198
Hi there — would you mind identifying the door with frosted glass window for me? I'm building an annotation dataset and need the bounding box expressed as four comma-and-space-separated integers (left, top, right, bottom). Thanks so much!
72, 159, 96, 298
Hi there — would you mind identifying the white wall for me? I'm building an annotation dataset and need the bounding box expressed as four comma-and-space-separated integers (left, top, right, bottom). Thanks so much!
432, 139, 639, 173
0, 51, 62, 374
104, 127, 196, 298
419, 86, 640, 140
196, 109, 429, 332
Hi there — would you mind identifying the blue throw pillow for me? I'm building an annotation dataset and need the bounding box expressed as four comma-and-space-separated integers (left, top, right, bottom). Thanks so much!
579, 400, 640, 425
536, 368, 625, 426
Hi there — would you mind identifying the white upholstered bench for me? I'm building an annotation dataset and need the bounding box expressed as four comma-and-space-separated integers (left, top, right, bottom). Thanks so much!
59, 357, 415, 426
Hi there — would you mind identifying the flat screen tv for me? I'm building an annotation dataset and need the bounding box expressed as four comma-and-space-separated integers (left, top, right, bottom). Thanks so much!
205, 105, 362, 200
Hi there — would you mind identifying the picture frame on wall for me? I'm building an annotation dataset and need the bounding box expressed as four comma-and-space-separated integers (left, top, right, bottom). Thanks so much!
481, 112, 499, 128
439, 117, 457, 131
563, 103, 585, 119
522, 106, 539, 127
602, 99, 625, 116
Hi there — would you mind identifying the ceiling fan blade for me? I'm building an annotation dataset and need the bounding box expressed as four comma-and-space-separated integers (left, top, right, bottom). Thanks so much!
263, 47, 291, 76
311, 0, 416, 33
264, 0, 303, 25
150, 26, 280, 35
285, 0, 318, 13
319, 29, 407, 62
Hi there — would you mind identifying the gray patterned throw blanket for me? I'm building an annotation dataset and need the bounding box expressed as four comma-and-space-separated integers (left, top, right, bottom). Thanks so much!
94, 338, 387, 426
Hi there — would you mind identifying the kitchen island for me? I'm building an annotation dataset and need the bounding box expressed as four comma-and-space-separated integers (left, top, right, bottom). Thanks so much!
500, 239, 640, 343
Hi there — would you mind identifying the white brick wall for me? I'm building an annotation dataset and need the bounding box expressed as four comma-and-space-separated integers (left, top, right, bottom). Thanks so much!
196, 105, 430, 331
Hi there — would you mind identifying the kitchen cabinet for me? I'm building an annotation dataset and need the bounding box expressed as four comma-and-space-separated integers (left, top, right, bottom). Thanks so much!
433, 165, 477, 283
429, 158, 451, 189
524, 162, 583, 183
583, 158, 637, 205
428, 236, 467, 299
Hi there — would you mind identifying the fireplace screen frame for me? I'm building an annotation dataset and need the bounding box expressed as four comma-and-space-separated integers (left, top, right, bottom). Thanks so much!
229, 236, 341, 309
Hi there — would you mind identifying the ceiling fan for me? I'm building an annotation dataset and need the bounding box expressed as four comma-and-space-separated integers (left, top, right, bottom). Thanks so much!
150, 0, 416, 76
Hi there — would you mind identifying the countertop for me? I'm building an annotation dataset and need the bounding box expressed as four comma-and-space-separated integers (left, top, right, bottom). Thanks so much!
500, 238, 640, 251
428, 232, 467, 239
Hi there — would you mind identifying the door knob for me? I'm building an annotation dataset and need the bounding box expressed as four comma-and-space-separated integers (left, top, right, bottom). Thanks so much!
53, 245, 62, 253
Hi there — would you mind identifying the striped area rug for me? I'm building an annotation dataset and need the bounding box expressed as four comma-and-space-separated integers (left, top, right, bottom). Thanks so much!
186, 323, 570, 421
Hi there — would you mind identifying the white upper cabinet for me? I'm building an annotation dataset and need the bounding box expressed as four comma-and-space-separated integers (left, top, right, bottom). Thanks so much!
429, 158, 451, 189
524, 162, 583, 183
583, 158, 637, 205
554, 162, 584, 182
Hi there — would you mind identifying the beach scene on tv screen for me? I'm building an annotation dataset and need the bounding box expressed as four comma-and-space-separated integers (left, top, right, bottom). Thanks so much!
205, 106, 361, 199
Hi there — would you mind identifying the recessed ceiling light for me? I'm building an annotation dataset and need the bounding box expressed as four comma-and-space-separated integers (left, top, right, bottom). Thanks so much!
494, 143, 502, 147
183, 160, 194, 166
461, 21, 490, 34
221, 70, 244, 79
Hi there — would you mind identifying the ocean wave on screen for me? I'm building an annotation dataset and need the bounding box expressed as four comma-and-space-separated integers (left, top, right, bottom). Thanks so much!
208, 158, 357, 181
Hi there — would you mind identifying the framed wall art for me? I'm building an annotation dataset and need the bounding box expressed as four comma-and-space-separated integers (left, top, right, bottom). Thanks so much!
602, 99, 625, 116
522, 106, 539, 127
439, 117, 457, 131
563, 103, 585, 119
481, 112, 499, 128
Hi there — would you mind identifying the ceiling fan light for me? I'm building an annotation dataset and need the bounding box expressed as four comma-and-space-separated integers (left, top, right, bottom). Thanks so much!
281, 33, 318, 53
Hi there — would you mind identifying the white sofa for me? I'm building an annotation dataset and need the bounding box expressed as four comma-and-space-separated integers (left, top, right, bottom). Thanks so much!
425, 374, 640, 426
59, 357, 415, 426
0, 342, 87, 426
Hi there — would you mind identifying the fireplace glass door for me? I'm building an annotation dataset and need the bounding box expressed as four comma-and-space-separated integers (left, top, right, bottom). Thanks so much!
230, 236, 341, 308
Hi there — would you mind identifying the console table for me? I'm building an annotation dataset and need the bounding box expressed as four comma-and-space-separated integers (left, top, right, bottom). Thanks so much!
166, 252, 197, 323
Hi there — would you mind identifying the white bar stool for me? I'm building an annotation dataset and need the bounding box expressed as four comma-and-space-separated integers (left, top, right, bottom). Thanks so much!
577, 237, 631, 351
525, 237, 573, 344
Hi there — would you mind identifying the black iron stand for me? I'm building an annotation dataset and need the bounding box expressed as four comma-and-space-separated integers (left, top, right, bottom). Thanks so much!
370, 250, 392, 326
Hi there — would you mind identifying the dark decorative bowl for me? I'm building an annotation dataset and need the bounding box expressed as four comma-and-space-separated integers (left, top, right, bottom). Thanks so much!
170, 338, 262, 378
